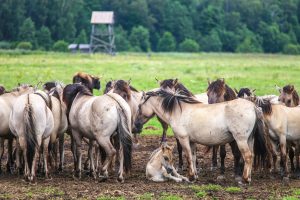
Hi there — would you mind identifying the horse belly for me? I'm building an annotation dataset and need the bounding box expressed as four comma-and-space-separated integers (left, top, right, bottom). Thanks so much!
190, 129, 233, 146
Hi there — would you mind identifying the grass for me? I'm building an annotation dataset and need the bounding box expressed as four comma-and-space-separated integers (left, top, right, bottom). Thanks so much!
195, 191, 207, 198
159, 193, 183, 200
1, 51, 300, 135
137, 193, 154, 200
191, 184, 222, 192
225, 187, 242, 193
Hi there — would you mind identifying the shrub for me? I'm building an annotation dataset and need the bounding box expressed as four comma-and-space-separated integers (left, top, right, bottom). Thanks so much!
283, 44, 300, 55
157, 32, 176, 52
52, 40, 68, 52
0, 41, 12, 49
16, 42, 32, 50
179, 39, 199, 52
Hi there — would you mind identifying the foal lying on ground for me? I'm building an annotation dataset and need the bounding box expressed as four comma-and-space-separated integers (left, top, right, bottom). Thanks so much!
146, 143, 189, 182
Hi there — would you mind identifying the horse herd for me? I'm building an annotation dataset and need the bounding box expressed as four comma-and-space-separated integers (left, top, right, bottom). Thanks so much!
0, 72, 299, 185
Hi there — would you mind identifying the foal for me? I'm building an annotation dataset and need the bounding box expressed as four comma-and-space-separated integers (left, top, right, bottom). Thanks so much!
146, 143, 189, 182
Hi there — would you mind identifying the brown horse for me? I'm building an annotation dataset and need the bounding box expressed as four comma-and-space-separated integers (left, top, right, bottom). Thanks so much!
72, 72, 100, 93
0, 85, 6, 95
207, 79, 243, 177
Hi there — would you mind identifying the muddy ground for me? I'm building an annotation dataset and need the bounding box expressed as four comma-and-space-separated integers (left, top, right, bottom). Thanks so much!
0, 135, 299, 200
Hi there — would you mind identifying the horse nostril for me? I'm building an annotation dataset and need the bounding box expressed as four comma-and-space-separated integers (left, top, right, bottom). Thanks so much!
166, 167, 173, 174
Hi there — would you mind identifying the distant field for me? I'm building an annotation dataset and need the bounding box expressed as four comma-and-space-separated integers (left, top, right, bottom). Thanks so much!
1, 50, 300, 135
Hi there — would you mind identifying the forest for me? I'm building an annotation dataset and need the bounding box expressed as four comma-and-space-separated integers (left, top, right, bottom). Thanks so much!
0, 0, 300, 54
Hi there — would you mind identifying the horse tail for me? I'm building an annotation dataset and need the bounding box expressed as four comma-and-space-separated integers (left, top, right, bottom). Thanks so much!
253, 107, 272, 170
24, 94, 38, 170
107, 94, 132, 173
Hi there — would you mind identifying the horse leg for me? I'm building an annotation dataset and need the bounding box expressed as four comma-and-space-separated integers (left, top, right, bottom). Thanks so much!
43, 137, 51, 179
220, 145, 226, 174
190, 142, 197, 175
70, 134, 77, 172
158, 117, 168, 143
279, 136, 289, 178
20, 137, 29, 181
177, 136, 196, 181
96, 136, 116, 181
229, 141, 243, 177
58, 133, 64, 172
117, 144, 124, 182
88, 140, 96, 179
176, 138, 183, 171
6, 138, 14, 174
288, 146, 295, 172
72, 130, 82, 179
211, 145, 218, 171
235, 140, 253, 184
0, 138, 4, 174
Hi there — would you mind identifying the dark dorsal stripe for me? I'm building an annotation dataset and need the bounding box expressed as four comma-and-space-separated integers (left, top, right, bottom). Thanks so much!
34, 92, 52, 110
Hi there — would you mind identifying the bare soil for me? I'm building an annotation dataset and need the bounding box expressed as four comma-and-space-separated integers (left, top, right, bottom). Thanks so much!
0, 135, 299, 200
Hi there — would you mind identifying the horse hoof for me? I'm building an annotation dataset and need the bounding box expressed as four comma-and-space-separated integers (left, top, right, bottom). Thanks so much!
188, 175, 197, 182
117, 177, 124, 183
282, 177, 290, 186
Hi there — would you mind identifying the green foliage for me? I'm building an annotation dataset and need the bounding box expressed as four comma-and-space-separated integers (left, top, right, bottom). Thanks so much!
52, 40, 68, 52
18, 18, 36, 48
225, 187, 242, 193
17, 42, 32, 50
0, 41, 12, 49
129, 26, 150, 52
159, 193, 183, 200
37, 26, 52, 50
157, 32, 176, 52
236, 36, 263, 53
201, 30, 222, 52
115, 26, 131, 51
75, 29, 88, 44
179, 39, 199, 52
195, 191, 206, 198
282, 196, 298, 200
138, 193, 154, 200
283, 44, 300, 55
191, 184, 222, 192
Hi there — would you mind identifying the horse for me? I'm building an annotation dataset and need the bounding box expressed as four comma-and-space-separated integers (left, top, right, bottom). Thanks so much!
277, 85, 300, 175
254, 97, 300, 179
73, 72, 101, 93
62, 83, 132, 182
134, 88, 271, 183
0, 84, 35, 174
146, 143, 189, 182
207, 79, 243, 176
9, 90, 54, 183
46, 82, 68, 172
157, 78, 208, 170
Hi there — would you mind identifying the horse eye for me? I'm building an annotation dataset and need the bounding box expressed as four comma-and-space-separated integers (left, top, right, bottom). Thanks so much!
287, 99, 291, 104
163, 156, 169, 161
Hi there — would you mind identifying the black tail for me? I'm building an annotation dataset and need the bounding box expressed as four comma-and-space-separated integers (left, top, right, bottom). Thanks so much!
24, 94, 38, 170
253, 107, 272, 170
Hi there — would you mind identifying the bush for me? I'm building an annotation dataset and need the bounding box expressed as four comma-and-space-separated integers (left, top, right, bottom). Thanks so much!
16, 42, 32, 50
157, 32, 176, 52
236, 36, 263, 53
179, 39, 199, 52
52, 40, 68, 52
129, 26, 150, 52
201, 30, 222, 52
283, 44, 300, 55
0, 41, 12, 49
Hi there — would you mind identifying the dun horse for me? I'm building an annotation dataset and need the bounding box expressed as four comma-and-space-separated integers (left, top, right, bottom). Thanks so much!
0, 84, 35, 174
135, 88, 271, 183
73, 72, 101, 93
9, 91, 54, 182
62, 84, 132, 182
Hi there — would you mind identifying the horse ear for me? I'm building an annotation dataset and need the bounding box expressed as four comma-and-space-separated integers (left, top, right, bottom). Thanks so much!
275, 85, 282, 93
234, 88, 238, 94
155, 77, 160, 83
243, 93, 248, 98
173, 78, 178, 86
291, 85, 294, 92
251, 89, 256, 94
207, 78, 211, 85
128, 78, 131, 85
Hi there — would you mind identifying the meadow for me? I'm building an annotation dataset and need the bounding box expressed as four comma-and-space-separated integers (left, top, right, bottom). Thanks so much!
0, 51, 300, 199
1, 51, 300, 135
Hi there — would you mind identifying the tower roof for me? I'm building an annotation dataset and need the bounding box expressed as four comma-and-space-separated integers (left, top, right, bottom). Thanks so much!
91, 11, 114, 24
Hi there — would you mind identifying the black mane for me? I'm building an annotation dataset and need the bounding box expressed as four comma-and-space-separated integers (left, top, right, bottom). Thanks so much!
237, 88, 252, 98
145, 89, 200, 114
160, 79, 194, 97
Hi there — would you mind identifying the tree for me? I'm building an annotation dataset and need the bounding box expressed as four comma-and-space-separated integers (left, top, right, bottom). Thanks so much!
236, 36, 263, 53
52, 40, 68, 52
115, 26, 131, 51
37, 26, 52, 50
75, 29, 88, 44
19, 17, 36, 47
179, 39, 199, 52
201, 30, 222, 52
129, 26, 150, 52
157, 32, 176, 52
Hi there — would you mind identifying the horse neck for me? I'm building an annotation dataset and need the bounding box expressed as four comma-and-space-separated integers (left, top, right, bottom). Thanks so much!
148, 97, 177, 124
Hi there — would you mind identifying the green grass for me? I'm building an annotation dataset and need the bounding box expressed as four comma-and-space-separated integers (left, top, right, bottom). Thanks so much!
225, 187, 242, 193
137, 193, 154, 200
159, 193, 183, 200
1, 51, 300, 135
191, 184, 222, 192
195, 191, 207, 198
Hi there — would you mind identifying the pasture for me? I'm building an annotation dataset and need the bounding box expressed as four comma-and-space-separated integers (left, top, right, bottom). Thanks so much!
0, 51, 300, 199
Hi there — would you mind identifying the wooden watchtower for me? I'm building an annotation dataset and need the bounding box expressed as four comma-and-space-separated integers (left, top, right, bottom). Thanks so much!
90, 11, 115, 54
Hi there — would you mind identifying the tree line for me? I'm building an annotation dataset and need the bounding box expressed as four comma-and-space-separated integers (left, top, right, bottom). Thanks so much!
1, 0, 300, 54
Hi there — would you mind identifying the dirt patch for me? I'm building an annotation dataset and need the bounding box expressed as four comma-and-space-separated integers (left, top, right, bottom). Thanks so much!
0, 135, 299, 199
